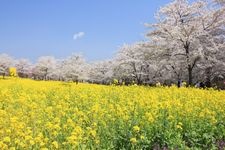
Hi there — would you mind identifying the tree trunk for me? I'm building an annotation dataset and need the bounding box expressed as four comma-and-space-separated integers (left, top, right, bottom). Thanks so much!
184, 41, 192, 86
188, 65, 193, 86
137, 78, 142, 85
205, 67, 212, 87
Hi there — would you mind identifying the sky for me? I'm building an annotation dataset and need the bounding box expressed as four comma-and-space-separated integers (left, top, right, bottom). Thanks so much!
0, 0, 171, 62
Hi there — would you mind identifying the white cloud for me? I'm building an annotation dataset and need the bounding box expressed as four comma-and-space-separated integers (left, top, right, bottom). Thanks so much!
73, 32, 85, 40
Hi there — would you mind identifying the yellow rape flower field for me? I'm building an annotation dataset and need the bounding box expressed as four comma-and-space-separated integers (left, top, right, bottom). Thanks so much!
0, 78, 225, 149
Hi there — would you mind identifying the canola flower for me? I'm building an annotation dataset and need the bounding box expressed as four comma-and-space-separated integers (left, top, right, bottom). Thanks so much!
0, 78, 225, 149
130, 138, 137, 144
133, 125, 140, 133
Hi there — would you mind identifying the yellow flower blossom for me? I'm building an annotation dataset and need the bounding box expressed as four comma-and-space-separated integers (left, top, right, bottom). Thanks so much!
3, 137, 11, 143
130, 138, 137, 144
133, 125, 140, 133
52, 141, 59, 149
140, 135, 145, 140
0, 78, 224, 149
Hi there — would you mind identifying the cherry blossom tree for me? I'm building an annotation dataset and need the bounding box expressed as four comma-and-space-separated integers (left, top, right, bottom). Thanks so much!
88, 60, 113, 84
214, 0, 225, 5
146, 0, 225, 85
15, 58, 32, 78
34, 56, 57, 80
61, 54, 88, 82
0, 54, 14, 78
113, 42, 161, 85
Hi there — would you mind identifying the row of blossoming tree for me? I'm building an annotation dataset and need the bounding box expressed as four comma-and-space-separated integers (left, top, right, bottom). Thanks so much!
1, 0, 225, 88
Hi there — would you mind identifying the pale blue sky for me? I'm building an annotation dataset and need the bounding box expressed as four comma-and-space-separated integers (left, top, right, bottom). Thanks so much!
0, 0, 171, 61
